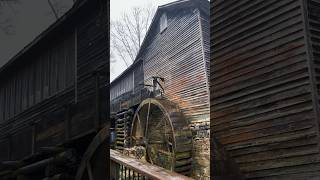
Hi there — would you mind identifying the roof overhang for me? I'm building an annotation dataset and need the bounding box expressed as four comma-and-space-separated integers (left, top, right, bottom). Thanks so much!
0, 0, 98, 78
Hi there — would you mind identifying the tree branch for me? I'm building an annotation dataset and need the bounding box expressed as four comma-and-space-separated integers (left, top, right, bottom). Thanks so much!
110, 5, 155, 68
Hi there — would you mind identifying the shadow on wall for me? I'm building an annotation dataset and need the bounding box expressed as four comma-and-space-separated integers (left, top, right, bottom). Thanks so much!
212, 137, 244, 180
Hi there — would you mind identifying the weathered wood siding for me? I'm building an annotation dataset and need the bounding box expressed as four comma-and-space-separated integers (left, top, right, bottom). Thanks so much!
307, 0, 320, 121
0, 0, 107, 161
140, 2, 210, 178
0, 32, 76, 160
142, 6, 210, 124
77, 4, 107, 102
110, 72, 135, 101
73, 2, 108, 135
199, 0, 210, 81
110, 0, 210, 121
110, 1, 210, 178
110, 62, 143, 101
211, 0, 320, 179
0, 34, 75, 124
110, 61, 144, 112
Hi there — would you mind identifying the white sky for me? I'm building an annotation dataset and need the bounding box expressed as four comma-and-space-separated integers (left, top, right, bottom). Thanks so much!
0, 0, 73, 67
0, 0, 176, 81
110, 0, 175, 81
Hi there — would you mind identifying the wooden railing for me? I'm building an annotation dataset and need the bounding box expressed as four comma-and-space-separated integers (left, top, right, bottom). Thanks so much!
110, 149, 194, 180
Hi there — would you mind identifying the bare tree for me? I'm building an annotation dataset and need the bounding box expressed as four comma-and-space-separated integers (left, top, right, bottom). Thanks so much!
110, 5, 156, 67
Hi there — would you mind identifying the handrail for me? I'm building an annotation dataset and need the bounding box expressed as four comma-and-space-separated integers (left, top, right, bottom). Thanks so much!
110, 149, 194, 180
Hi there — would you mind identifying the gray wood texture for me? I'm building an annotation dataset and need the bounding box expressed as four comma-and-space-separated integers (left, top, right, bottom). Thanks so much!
0, 0, 107, 161
210, 0, 320, 179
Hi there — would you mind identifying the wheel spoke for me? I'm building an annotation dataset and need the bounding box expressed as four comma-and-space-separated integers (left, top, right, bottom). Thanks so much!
132, 112, 145, 147
144, 101, 151, 137
130, 99, 192, 174
148, 119, 164, 138
136, 112, 143, 136
164, 120, 171, 152
86, 162, 94, 180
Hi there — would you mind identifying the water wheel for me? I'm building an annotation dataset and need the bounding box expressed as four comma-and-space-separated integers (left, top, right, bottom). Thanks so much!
75, 126, 108, 180
130, 98, 193, 176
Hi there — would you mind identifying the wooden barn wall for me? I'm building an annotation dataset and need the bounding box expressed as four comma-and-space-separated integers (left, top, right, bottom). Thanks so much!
0, 139, 9, 161
142, 8, 210, 123
141, 5, 210, 178
0, 1, 107, 161
0, 89, 75, 161
307, 0, 320, 124
75, 7, 107, 134
76, 9, 106, 102
110, 61, 144, 113
133, 61, 144, 94
0, 34, 75, 124
211, 0, 320, 179
110, 70, 134, 101
199, 1, 210, 82
0, 33, 76, 159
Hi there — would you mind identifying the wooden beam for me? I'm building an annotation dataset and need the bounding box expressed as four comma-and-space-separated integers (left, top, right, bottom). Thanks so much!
110, 149, 194, 180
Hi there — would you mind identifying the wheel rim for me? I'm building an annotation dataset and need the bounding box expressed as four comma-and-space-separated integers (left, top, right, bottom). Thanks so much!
75, 126, 108, 180
131, 98, 193, 175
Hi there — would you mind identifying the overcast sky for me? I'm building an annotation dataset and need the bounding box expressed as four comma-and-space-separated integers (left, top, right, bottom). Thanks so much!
110, 0, 175, 81
0, 0, 73, 68
0, 0, 176, 81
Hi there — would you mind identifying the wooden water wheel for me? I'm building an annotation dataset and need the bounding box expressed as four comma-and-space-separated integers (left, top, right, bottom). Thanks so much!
75, 126, 109, 180
130, 98, 193, 176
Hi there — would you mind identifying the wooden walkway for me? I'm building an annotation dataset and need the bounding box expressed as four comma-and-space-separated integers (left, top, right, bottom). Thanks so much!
110, 149, 194, 180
